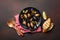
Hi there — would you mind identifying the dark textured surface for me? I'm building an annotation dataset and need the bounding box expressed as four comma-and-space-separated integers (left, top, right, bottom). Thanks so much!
0, 0, 60, 40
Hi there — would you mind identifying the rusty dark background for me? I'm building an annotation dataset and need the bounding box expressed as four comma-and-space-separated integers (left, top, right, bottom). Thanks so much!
0, 0, 60, 40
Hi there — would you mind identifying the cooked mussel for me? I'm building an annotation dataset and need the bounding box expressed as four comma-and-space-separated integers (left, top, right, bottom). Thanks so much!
23, 20, 26, 25
30, 22, 34, 28
24, 14, 27, 18
27, 23, 30, 28
28, 13, 31, 18
30, 18, 33, 21
35, 14, 40, 17
25, 10, 28, 13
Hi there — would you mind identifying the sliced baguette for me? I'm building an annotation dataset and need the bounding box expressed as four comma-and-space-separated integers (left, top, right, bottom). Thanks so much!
42, 18, 51, 32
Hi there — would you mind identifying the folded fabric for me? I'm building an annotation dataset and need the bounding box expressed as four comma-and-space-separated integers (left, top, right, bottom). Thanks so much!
14, 14, 41, 33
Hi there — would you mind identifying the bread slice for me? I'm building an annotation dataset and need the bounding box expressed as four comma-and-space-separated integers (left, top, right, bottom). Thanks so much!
47, 23, 54, 31
42, 18, 51, 32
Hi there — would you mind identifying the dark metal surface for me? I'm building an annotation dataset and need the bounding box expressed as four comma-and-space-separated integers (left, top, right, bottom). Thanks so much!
0, 0, 60, 40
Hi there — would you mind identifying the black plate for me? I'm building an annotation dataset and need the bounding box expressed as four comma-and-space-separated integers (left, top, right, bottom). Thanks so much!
19, 7, 41, 31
